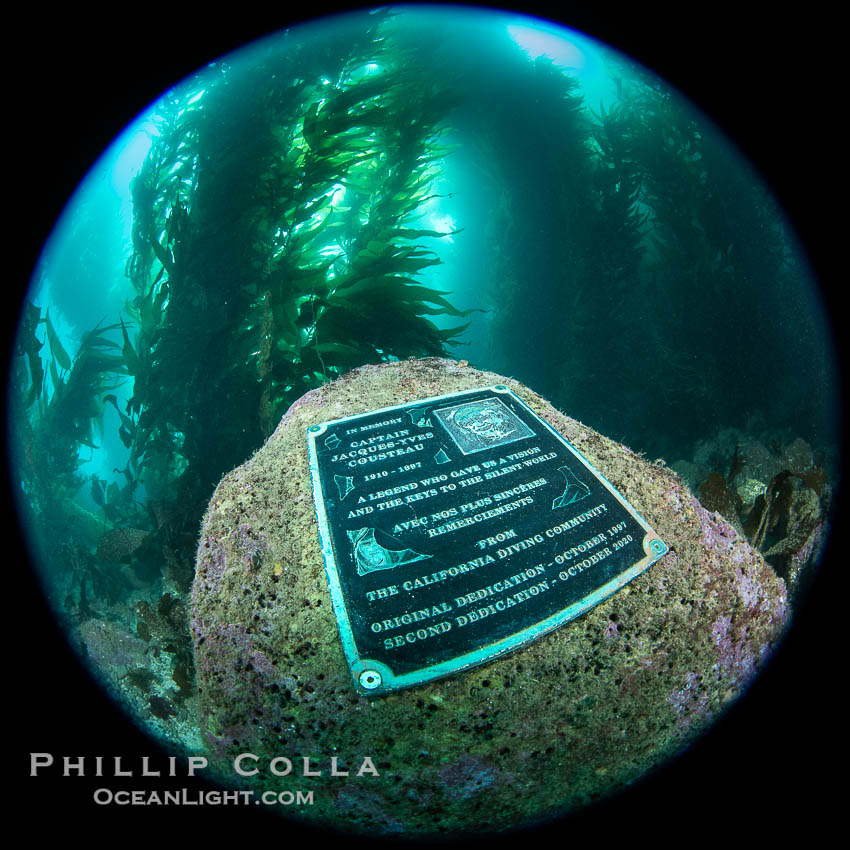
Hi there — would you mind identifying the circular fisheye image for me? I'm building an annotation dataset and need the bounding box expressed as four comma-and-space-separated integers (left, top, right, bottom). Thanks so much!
10, 3, 841, 841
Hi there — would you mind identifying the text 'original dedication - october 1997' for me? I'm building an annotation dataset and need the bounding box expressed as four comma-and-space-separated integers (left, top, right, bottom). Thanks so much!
307, 386, 667, 695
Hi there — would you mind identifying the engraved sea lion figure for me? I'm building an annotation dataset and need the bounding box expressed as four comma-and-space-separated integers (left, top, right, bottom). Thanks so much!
552, 465, 591, 509
348, 528, 431, 576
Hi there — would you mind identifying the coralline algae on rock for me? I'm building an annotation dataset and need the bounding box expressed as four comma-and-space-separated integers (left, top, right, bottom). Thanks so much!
190, 358, 788, 837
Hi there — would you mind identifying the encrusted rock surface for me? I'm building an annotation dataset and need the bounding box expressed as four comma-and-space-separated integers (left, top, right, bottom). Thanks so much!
190, 358, 789, 837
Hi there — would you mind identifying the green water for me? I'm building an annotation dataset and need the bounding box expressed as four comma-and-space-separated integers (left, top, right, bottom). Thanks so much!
8, 4, 841, 838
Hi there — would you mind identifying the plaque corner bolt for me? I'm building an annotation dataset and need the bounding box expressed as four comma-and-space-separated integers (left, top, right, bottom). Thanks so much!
359, 670, 382, 690
649, 538, 666, 554
308, 424, 322, 433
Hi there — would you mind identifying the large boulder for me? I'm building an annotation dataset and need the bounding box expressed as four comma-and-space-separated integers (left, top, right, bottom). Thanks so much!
190, 358, 788, 837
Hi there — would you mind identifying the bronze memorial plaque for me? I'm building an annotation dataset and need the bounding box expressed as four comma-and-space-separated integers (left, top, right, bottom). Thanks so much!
307, 385, 667, 695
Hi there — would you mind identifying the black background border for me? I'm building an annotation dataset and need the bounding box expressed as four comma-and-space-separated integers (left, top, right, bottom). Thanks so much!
8, 2, 843, 844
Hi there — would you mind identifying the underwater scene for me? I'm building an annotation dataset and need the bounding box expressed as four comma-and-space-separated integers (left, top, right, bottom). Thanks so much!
9, 3, 842, 842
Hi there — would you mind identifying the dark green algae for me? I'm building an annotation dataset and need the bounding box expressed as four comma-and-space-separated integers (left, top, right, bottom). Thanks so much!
190, 358, 788, 837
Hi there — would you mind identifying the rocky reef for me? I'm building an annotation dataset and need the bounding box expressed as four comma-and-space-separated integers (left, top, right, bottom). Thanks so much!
190, 358, 789, 837
673, 426, 833, 601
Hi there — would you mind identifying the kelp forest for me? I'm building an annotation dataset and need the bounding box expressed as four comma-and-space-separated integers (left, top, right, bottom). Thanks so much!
9, 11, 835, 746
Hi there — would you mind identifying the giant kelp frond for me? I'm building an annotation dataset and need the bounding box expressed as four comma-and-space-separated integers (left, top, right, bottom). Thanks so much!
43, 324, 127, 450
15, 300, 45, 408
11, 304, 129, 500
244, 38, 464, 431
587, 100, 648, 286
119, 13, 466, 555
569, 72, 809, 443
